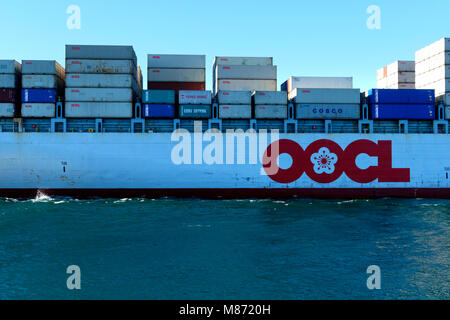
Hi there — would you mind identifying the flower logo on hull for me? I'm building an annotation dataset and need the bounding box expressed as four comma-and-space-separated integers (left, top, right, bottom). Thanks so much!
311, 147, 338, 174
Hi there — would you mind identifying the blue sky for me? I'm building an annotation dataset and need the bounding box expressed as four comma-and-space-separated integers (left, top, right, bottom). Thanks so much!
0, 0, 449, 91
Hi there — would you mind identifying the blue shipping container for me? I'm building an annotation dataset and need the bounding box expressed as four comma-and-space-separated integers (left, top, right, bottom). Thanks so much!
142, 104, 175, 118
280, 81, 288, 92
367, 89, 435, 104
22, 89, 57, 103
370, 104, 435, 120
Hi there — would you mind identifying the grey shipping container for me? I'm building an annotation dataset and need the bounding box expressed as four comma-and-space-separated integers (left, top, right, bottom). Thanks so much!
0, 74, 19, 88
65, 88, 133, 102
215, 79, 277, 93
214, 57, 273, 67
446, 106, 450, 119
66, 45, 137, 61
438, 93, 450, 106
217, 91, 252, 105
219, 105, 252, 119
148, 54, 205, 69
289, 88, 361, 104
66, 59, 136, 76
0, 103, 15, 117
253, 91, 287, 105
216, 65, 277, 80
65, 102, 133, 118
254, 105, 287, 119
66, 74, 136, 88
22, 60, 65, 78
22, 75, 64, 89
21, 103, 56, 118
142, 90, 175, 104
179, 105, 212, 119
179, 91, 212, 105
295, 104, 361, 120
0, 60, 21, 74
148, 68, 205, 82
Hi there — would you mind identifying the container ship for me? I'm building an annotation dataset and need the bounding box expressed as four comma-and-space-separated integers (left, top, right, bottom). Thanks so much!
0, 39, 449, 199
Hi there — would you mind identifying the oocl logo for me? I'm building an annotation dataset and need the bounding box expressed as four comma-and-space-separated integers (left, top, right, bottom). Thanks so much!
263, 139, 410, 184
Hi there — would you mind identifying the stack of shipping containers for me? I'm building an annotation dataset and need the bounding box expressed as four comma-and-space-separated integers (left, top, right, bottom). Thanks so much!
65, 45, 140, 129
0, 60, 21, 120
253, 91, 287, 119
21, 60, 64, 121
415, 38, 450, 119
178, 90, 212, 119
217, 91, 252, 120
377, 61, 415, 89
142, 90, 176, 119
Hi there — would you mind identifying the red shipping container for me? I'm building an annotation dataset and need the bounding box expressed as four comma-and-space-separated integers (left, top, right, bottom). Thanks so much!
0, 88, 17, 103
147, 82, 205, 96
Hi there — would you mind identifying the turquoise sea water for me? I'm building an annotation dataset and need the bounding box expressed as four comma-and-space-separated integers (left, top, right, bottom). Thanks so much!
0, 196, 448, 300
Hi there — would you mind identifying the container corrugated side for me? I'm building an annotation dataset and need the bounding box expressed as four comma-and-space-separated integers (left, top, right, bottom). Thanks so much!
0, 103, 15, 117
0, 89, 17, 103
22, 89, 57, 103
217, 91, 252, 105
179, 105, 212, 119
65, 102, 133, 118
289, 88, 361, 104
66, 74, 136, 88
437, 93, 450, 106
142, 90, 176, 104
214, 57, 273, 67
0, 74, 19, 88
148, 54, 205, 69
386, 61, 415, 75
216, 79, 277, 92
22, 60, 65, 78
22, 75, 63, 89
21, 103, 56, 118
66, 45, 137, 61
148, 68, 205, 82
285, 76, 353, 91
65, 88, 133, 102
66, 59, 136, 76
216, 65, 277, 80
179, 91, 212, 105
367, 89, 435, 104
142, 104, 175, 118
0, 60, 21, 74
253, 91, 287, 105
254, 105, 287, 119
370, 104, 435, 120
296, 104, 361, 120
219, 105, 252, 119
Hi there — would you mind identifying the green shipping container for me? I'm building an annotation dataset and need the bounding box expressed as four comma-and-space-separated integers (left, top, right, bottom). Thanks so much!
179, 105, 211, 119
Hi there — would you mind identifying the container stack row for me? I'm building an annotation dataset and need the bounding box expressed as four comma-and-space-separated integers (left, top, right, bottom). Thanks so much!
377, 61, 415, 89
253, 91, 288, 119
0, 60, 21, 117
415, 38, 450, 118
217, 91, 252, 119
65, 45, 140, 118
21, 60, 65, 118
281, 76, 353, 92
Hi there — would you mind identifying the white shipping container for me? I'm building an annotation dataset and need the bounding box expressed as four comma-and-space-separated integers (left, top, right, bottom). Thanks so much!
289, 88, 361, 104
22, 60, 65, 78
216, 79, 277, 92
66, 45, 137, 61
65, 88, 133, 102
0, 103, 15, 117
385, 72, 415, 84
386, 61, 415, 75
415, 38, 450, 63
66, 59, 136, 75
415, 52, 450, 75
66, 74, 136, 88
219, 105, 252, 119
0, 74, 18, 88
377, 67, 387, 81
253, 91, 287, 105
214, 57, 273, 67
295, 104, 360, 120
21, 103, 55, 118
179, 91, 212, 105
377, 78, 388, 89
285, 76, 353, 91
416, 66, 450, 85
416, 79, 450, 96
0, 60, 21, 74
216, 65, 277, 80
148, 68, 205, 82
22, 75, 62, 89
254, 105, 287, 119
217, 91, 252, 105
65, 102, 133, 118
388, 83, 416, 89
147, 54, 205, 69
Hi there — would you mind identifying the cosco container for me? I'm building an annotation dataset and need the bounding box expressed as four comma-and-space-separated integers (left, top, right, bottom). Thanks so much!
147, 82, 205, 93
21, 103, 55, 118
179, 91, 211, 105
148, 68, 205, 82
148, 54, 205, 69
0, 60, 21, 74
282, 77, 353, 92
22, 75, 63, 89
66, 59, 136, 75
22, 60, 65, 78
217, 91, 252, 105
66, 45, 137, 61
370, 104, 435, 120
289, 88, 361, 104
214, 57, 273, 67
219, 105, 252, 119
179, 105, 211, 119
142, 90, 176, 104
215, 79, 277, 92
65, 102, 133, 118
142, 104, 175, 118
22, 89, 57, 103
215, 65, 277, 80
0, 74, 19, 88
0, 88, 17, 102
65, 88, 133, 102
367, 89, 435, 104
0, 103, 15, 117
253, 91, 287, 105
66, 74, 135, 88
296, 104, 361, 120
254, 105, 287, 119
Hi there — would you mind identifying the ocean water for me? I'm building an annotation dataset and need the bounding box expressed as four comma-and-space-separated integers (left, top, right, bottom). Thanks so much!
0, 196, 448, 300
